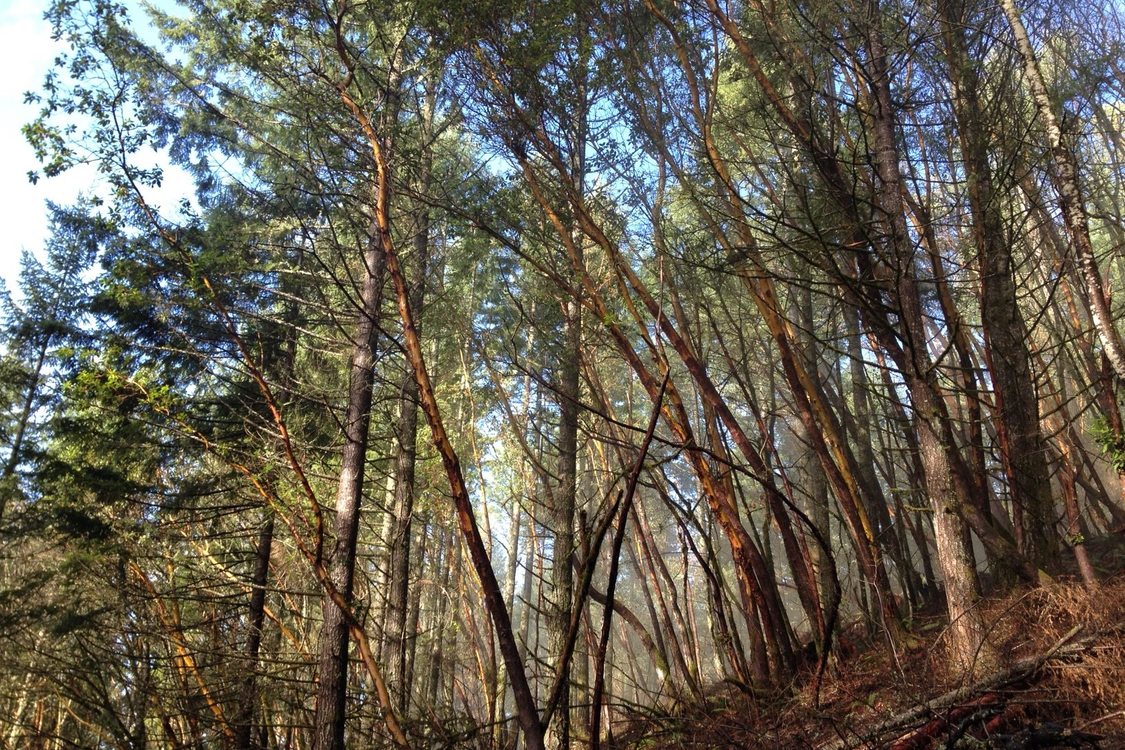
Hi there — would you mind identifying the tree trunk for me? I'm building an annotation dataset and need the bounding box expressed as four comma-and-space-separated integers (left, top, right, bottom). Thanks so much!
999, 0, 1125, 384
235, 516, 274, 750
311, 224, 387, 750
863, 6, 998, 673
547, 286, 581, 750
939, 0, 1057, 567
385, 118, 432, 712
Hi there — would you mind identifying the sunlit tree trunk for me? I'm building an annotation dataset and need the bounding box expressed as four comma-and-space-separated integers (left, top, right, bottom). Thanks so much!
999, 0, 1125, 384
862, 3, 998, 672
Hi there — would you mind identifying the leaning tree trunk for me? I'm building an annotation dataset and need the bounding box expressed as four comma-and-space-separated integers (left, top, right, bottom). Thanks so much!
999, 0, 1125, 385
864, 7, 998, 674
518, 156, 796, 684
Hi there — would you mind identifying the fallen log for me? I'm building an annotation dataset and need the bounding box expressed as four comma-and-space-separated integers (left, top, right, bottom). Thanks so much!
888, 693, 1002, 750
819, 625, 1090, 749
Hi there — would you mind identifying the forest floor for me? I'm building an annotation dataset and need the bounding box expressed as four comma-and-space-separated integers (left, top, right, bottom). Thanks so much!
609, 534, 1125, 749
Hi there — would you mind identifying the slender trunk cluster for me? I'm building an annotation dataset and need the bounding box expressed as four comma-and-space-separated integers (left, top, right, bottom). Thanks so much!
10, 0, 1125, 746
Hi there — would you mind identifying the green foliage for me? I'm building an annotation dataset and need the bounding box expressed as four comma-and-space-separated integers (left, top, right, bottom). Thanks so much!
1090, 413, 1125, 473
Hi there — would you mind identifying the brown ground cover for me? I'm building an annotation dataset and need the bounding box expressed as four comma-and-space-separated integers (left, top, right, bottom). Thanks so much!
607, 536, 1125, 749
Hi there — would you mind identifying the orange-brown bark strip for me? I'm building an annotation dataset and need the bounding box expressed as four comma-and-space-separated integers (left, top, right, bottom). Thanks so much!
516, 156, 789, 682
629, 3, 899, 636
516, 111, 827, 655
127, 562, 237, 746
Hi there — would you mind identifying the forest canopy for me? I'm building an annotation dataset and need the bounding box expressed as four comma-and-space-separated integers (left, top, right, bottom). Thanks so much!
3, 0, 1125, 747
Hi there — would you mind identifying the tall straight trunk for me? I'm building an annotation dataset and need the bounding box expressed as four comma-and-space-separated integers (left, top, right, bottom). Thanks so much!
382, 170, 546, 750
402, 519, 427, 709
999, 0, 1125, 385
868, 340, 940, 593
224, 286, 294, 750
235, 515, 273, 750
862, 7, 997, 673
335, 31, 548, 742
548, 50, 588, 746
425, 528, 452, 710
548, 287, 581, 750
311, 224, 387, 750
313, 41, 404, 748
498, 501, 522, 733
939, 0, 1057, 567
385, 98, 433, 710
904, 191, 996, 535
500, 322, 536, 740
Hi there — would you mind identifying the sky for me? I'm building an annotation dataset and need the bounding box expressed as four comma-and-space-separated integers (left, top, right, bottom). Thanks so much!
0, 0, 192, 298
0, 1, 97, 292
